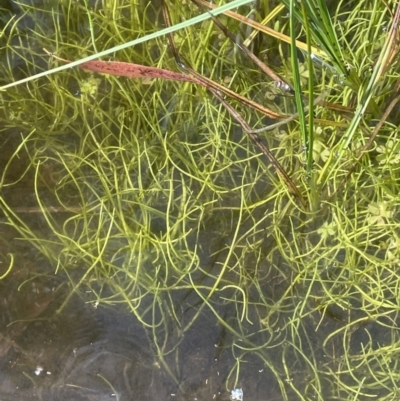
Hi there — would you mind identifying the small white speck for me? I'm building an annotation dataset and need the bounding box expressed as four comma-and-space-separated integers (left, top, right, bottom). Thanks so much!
34, 366, 43, 376
47, 371, 51, 375
206, 379, 208, 385
217, 371, 219, 376
259, 369, 263, 373
230, 388, 243, 401
171, 394, 176, 397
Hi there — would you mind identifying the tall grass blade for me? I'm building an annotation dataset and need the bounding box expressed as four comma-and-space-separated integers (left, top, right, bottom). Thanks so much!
289, 0, 307, 166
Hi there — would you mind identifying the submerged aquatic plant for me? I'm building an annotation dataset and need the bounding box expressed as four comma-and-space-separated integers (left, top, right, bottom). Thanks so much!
1, 0, 400, 400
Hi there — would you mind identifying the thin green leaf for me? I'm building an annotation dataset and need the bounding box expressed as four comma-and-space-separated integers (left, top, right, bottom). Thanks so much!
289, 0, 307, 163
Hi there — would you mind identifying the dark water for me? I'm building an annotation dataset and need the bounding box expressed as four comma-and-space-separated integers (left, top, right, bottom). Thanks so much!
0, 244, 280, 401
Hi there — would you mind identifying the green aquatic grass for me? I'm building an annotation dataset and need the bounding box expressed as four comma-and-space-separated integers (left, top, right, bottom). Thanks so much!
1, 0, 400, 400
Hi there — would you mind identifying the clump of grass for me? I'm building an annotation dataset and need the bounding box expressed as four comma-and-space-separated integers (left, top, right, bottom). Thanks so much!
1, 0, 400, 400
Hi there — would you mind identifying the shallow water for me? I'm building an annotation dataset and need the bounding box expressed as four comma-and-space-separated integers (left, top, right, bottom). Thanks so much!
0, 131, 276, 400
2, 1, 399, 400
0, 249, 281, 401
0, 130, 284, 400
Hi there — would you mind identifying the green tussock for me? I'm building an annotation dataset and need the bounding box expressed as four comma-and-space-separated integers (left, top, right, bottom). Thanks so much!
1, 0, 400, 399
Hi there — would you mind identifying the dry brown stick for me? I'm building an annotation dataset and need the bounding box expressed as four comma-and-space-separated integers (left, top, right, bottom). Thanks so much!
185, 65, 304, 200
190, 0, 294, 93
247, 91, 330, 133
211, 87, 307, 209
161, 0, 306, 209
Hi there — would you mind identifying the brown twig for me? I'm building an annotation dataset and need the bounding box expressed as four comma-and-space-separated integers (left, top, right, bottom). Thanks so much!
190, 0, 294, 93
161, 0, 306, 209
211, 87, 307, 209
